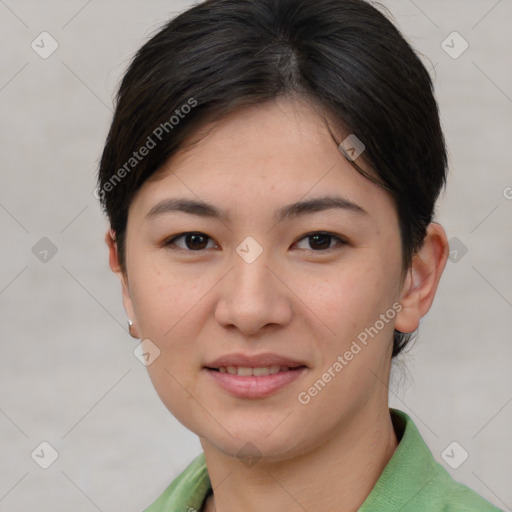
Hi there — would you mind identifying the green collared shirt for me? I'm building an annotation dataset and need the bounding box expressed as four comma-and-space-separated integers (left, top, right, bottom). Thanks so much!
144, 409, 503, 512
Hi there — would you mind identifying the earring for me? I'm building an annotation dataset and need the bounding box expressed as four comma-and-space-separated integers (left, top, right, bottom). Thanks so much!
128, 319, 138, 339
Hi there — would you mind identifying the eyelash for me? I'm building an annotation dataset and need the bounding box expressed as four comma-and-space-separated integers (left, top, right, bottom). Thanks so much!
162, 231, 348, 253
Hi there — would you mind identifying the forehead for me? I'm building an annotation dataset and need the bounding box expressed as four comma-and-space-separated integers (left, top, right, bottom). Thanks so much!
130, 96, 396, 224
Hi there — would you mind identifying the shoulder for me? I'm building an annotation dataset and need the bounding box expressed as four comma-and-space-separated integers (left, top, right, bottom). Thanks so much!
429, 465, 503, 512
359, 409, 503, 512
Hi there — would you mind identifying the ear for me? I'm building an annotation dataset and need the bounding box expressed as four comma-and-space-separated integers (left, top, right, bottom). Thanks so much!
394, 222, 449, 334
105, 229, 140, 338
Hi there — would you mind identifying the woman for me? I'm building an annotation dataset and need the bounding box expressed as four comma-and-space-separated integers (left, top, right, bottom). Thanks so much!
97, 0, 503, 510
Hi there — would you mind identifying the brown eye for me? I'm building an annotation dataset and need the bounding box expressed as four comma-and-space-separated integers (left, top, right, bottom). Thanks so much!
294, 232, 347, 251
164, 232, 217, 251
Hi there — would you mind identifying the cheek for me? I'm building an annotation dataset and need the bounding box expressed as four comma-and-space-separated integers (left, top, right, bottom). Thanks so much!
299, 260, 400, 386
127, 261, 207, 423
306, 258, 398, 330
127, 257, 214, 405
128, 252, 202, 338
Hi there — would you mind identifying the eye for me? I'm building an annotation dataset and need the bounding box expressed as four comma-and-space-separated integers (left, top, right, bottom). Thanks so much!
163, 231, 347, 253
293, 231, 347, 251
163, 232, 218, 251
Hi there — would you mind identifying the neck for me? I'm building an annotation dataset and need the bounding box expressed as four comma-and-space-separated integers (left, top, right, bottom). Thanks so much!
200, 402, 398, 512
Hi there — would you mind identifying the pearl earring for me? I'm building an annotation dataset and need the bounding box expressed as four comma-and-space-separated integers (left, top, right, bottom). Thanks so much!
128, 319, 138, 338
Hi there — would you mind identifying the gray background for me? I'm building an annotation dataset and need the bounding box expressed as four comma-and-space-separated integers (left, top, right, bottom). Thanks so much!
1, 0, 511, 510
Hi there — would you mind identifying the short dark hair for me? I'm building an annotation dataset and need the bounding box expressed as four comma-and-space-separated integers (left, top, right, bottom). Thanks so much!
97, 0, 448, 357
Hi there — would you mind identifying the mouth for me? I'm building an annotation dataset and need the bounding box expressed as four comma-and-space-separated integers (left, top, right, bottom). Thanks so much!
203, 365, 308, 399
205, 365, 307, 376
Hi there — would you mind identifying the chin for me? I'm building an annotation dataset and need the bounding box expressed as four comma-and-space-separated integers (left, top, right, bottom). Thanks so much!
200, 424, 307, 463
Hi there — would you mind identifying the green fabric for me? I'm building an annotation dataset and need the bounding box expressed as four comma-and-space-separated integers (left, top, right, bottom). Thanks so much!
144, 408, 503, 512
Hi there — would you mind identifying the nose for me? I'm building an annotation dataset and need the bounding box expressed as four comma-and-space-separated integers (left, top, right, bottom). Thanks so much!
214, 245, 293, 337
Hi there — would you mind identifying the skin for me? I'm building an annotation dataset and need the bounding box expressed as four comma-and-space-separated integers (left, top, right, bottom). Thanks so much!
106, 95, 448, 512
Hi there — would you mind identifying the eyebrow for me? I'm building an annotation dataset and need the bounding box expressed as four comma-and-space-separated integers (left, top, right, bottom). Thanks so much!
146, 195, 368, 223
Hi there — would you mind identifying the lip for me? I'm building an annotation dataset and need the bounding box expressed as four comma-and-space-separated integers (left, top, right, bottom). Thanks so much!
204, 366, 308, 399
203, 352, 308, 399
204, 352, 307, 369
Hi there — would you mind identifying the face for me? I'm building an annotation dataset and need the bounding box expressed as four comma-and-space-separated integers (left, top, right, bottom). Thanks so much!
116, 96, 411, 461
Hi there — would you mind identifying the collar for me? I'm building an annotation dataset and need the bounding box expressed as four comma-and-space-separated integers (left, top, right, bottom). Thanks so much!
144, 408, 500, 511
358, 408, 439, 510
